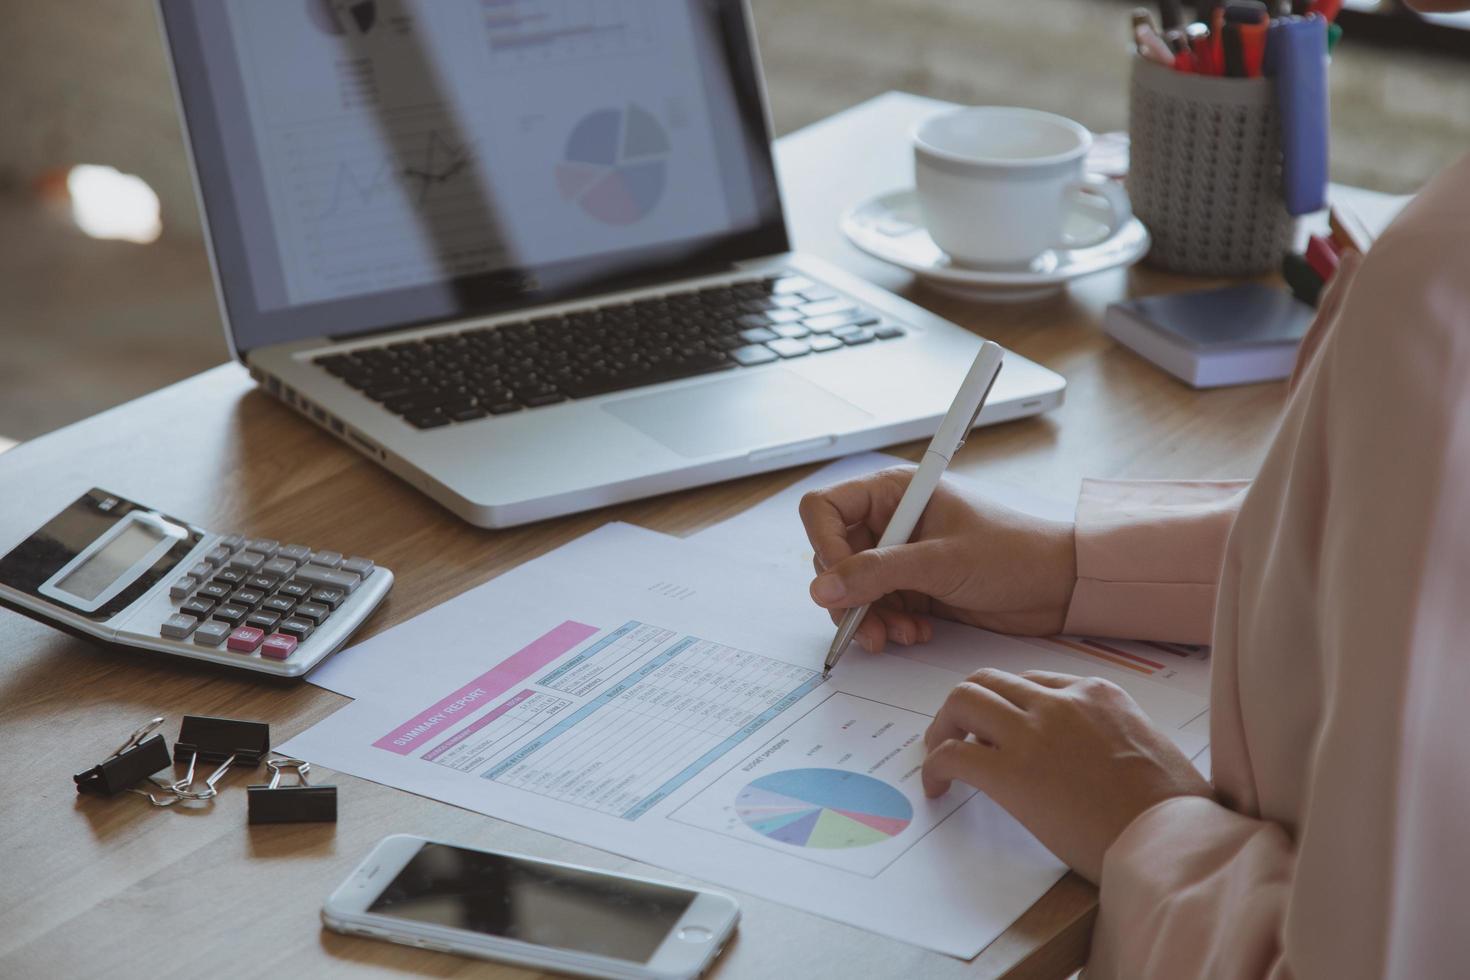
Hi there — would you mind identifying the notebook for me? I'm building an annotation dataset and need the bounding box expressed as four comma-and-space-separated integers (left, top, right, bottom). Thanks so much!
1103, 283, 1317, 388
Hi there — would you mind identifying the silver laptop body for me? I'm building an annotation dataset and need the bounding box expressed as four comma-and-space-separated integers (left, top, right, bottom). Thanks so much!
161, 0, 1064, 528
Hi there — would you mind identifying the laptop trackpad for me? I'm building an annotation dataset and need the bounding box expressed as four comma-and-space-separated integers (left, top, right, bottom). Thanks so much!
602, 370, 872, 459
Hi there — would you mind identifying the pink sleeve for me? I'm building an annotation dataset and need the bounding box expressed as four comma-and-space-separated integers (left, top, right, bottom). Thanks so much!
1088, 155, 1470, 980
1088, 796, 1294, 978
1061, 479, 1248, 644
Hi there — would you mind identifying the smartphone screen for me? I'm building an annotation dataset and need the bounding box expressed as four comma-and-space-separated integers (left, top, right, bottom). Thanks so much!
367, 843, 696, 963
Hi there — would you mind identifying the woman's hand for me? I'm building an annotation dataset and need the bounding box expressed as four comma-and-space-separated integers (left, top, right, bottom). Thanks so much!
922, 668, 1211, 883
800, 467, 1077, 652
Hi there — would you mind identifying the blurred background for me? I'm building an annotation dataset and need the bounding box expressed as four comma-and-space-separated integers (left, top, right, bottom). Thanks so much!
1, 0, 1466, 445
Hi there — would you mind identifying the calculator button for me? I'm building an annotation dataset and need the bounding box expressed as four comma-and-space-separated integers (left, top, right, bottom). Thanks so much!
181, 596, 215, 619
294, 565, 360, 593
262, 557, 298, 579
218, 535, 246, 553
279, 617, 314, 641
204, 546, 232, 567
231, 588, 265, 608
226, 626, 266, 653
212, 603, 248, 627
192, 621, 231, 646
170, 577, 198, 600
310, 587, 346, 610
308, 551, 343, 568
212, 568, 245, 587
197, 581, 232, 602
160, 614, 198, 639
246, 610, 282, 632
245, 539, 280, 558
189, 562, 213, 581
262, 595, 296, 615
278, 580, 313, 600
228, 551, 267, 573
260, 633, 299, 660
246, 573, 280, 591
277, 544, 312, 563
340, 556, 375, 578
294, 601, 330, 625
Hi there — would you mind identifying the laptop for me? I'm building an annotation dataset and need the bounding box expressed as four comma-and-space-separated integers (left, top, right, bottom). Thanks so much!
159, 0, 1064, 528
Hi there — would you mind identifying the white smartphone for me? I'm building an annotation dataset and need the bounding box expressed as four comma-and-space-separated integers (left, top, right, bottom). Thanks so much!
321, 834, 739, 980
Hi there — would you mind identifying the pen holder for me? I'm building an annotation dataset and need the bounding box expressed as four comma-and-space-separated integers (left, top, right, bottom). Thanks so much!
1127, 57, 1297, 277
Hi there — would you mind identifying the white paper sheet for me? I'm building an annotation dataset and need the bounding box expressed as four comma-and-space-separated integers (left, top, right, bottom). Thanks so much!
691, 453, 1213, 758
289, 522, 1209, 957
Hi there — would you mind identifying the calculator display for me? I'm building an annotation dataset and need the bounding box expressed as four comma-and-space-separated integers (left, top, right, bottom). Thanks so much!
55, 522, 168, 601
0, 489, 203, 622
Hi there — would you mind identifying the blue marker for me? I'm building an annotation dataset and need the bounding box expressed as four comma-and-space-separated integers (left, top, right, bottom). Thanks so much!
1265, 16, 1330, 215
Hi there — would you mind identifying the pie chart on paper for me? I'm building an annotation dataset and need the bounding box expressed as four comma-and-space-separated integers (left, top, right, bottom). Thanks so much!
734, 768, 913, 849
556, 104, 670, 226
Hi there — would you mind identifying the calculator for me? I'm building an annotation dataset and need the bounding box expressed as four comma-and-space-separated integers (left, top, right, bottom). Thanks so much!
0, 489, 393, 678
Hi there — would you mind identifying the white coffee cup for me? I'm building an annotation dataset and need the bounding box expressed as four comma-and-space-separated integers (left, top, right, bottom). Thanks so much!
913, 106, 1131, 268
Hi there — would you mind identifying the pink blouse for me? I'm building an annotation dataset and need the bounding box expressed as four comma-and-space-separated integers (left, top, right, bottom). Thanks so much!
1063, 153, 1470, 978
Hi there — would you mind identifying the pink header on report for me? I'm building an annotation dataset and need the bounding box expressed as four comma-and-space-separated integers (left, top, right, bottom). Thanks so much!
421, 689, 535, 762
372, 620, 598, 755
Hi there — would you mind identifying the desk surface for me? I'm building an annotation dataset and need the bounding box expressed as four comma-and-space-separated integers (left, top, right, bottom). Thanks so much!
0, 92, 1359, 979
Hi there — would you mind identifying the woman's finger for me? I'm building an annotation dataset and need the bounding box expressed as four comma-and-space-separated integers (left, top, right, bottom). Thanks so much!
876, 606, 924, 646
921, 737, 999, 798
845, 522, 877, 556
967, 667, 1049, 709
1018, 669, 1079, 689
855, 609, 888, 652
798, 469, 913, 568
924, 681, 1026, 750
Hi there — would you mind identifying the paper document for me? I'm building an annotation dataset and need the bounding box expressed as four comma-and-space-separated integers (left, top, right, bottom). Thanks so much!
291, 522, 1208, 956
692, 453, 1212, 752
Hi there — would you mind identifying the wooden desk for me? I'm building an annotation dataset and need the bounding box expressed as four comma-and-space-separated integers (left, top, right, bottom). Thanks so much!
0, 93, 1309, 978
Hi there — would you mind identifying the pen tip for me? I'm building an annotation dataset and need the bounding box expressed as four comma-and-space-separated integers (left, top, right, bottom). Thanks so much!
821, 668, 831, 680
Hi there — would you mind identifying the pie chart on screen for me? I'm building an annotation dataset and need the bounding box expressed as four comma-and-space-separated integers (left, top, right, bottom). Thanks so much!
556, 104, 670, 226
734, 768, 913, 849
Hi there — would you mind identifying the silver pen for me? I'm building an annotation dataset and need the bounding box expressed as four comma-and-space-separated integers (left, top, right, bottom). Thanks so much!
822, 342, 1004, 678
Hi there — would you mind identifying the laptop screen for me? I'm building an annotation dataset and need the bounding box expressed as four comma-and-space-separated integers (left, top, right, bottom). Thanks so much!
160, 0, 787, 356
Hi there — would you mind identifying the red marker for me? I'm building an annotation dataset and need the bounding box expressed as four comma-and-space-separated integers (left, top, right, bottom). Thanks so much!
1238, 20, 1269, 76
1313, 0, 1343, 23
1164, 28, 1196, 72
1305, 234, 1341, 281
1186, 23, 1218, 75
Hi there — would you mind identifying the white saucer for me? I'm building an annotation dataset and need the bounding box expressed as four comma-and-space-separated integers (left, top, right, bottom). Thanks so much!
840, 188, 1151, 302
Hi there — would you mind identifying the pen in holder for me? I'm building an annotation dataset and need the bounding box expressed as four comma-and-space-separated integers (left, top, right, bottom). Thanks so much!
1127, 56, 1298, 276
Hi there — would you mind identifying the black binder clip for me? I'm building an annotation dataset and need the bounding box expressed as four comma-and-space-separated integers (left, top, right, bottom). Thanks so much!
174, 715, 270, 766
248, 757, 337, 824
74, 717, 172, 797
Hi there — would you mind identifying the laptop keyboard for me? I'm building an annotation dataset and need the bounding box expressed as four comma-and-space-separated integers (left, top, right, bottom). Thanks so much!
312, 273, 906, 429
